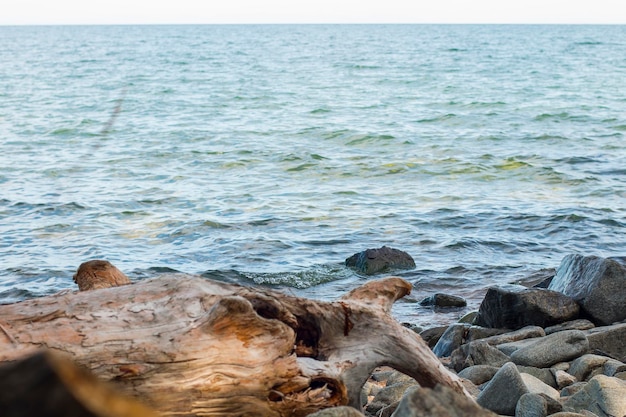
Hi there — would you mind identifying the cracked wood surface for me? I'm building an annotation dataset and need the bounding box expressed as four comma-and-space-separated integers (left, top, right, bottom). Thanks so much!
0, 273, 468, 416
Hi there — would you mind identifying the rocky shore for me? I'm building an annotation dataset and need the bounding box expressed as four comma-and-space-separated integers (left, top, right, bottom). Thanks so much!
320, 252, 626, 417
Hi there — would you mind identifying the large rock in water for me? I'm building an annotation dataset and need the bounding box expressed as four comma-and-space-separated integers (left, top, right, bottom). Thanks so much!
474, 284, 580, 330
345, 246, 416, 275
548, 254, 626, 325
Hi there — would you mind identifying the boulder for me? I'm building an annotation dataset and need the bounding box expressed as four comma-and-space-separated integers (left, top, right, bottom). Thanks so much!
419, 293, 467, 308
584, 322, 626, 362
474, 285, 579, 330
515, 392, 562, 417
561, 375, 626, 417
517, 366, 557, 388
450, 341, 511, 373
345, 246, 415, 275
432, 324, 506, 358
510, 330, 590, 368
419, 326, 448, 349
391, 384, 498, 417
569, 354, 612, 381
457, 365, 500, 385
476, 362, 529, 415
548, 254, 626, 325
479, 326, 545, 346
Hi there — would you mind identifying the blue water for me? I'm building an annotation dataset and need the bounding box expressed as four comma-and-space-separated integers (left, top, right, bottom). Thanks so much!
1, 24, 625, 327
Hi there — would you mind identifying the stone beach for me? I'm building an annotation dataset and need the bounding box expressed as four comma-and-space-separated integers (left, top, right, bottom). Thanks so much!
313, 253, 626, 417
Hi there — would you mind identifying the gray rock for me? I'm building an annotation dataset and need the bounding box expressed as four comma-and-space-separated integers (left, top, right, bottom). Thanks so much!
345, 246, 415, 275
561, 375, 626, 417
603, 359, 626, 377
433, 324, 508, 358
458, 311, 478, 324
548, 413, 598, 417
515, 393, 562, 417
584, 322, 626, 362
510, 330, 589, 368
366, 380, 416, 416
497, 338, 543, 356
450, 340, 511, 372
553, 369, 578, 389
433, 323, 470, 357
419, 325, 448, 349
479, 326, 545, 346
548, 254, 626, 326
477, 362, 529, 415
307, 406, 365, 417
458, 365, 500, 385
474, 284, 579, 330
520, 372, 560, 400
569, 354, 611, 381
419, 293, 467, 308
545, 319, 595, 335
561, 382, 588, 397
391, 384, 498, 417
517, 366, 557, 388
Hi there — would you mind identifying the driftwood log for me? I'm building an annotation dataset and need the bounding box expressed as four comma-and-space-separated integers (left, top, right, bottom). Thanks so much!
0, 267, 468, 416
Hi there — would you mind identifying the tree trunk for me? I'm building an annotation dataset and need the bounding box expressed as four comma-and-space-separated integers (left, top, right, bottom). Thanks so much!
0, 273, 468, 416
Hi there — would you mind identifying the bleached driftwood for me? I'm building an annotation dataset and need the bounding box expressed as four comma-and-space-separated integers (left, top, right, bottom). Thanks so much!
0, 267, 467, 416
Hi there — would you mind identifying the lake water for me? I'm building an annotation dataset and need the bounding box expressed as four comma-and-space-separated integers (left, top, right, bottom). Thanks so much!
1, 24, 625, 327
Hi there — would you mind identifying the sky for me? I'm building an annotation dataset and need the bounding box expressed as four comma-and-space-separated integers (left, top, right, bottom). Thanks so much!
2, 0, 625, 25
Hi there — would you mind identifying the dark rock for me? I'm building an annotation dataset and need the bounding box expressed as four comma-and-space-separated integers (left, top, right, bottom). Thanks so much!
419, 326, 448, 349
474, 284, 580, 330
458, 365, 500, 385
477, 362, 529, 415
561, 375, 626, 417
391, 384, 498, 417
545, 319, 595, 335
584, 322, 626, 362
345, 246, 415, 275
548, 254, 626, 326
450, 340, 511, 373
419, 293, 467, 308
515, 393, 562, 417
510, 330, 590, 368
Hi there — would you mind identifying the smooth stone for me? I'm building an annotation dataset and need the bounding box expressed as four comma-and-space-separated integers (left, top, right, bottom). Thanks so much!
603, 359, 626, 377
561, 382, 587, 397
515, 392, 562, 417
517, 366, 557, 388
391, 384, 498, 417
419, 293, 467, 308
365, 380, 416, 416
479, 326, 545, 346
510, 330, 589, 368
474, 284, 580, 330
561, 375, 626, 417
477, 362, 528, 415
450, 340, 511, 372
457, 365, 500, 385
553, 369, 578, 389
548, 254, 626, 326
569, 354, 611, 381
545, 319, 596, 335
520, 372, 560, 400
497, 338, 541, 356
458, 311, 478, 324
419, 325, 448, 349
584, 322, 626, 362
432, 323, 470, 357
345, 246, 415, 275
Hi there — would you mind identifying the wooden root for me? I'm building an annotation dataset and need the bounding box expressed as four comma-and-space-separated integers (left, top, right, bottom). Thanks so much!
0, 266, 468, 416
